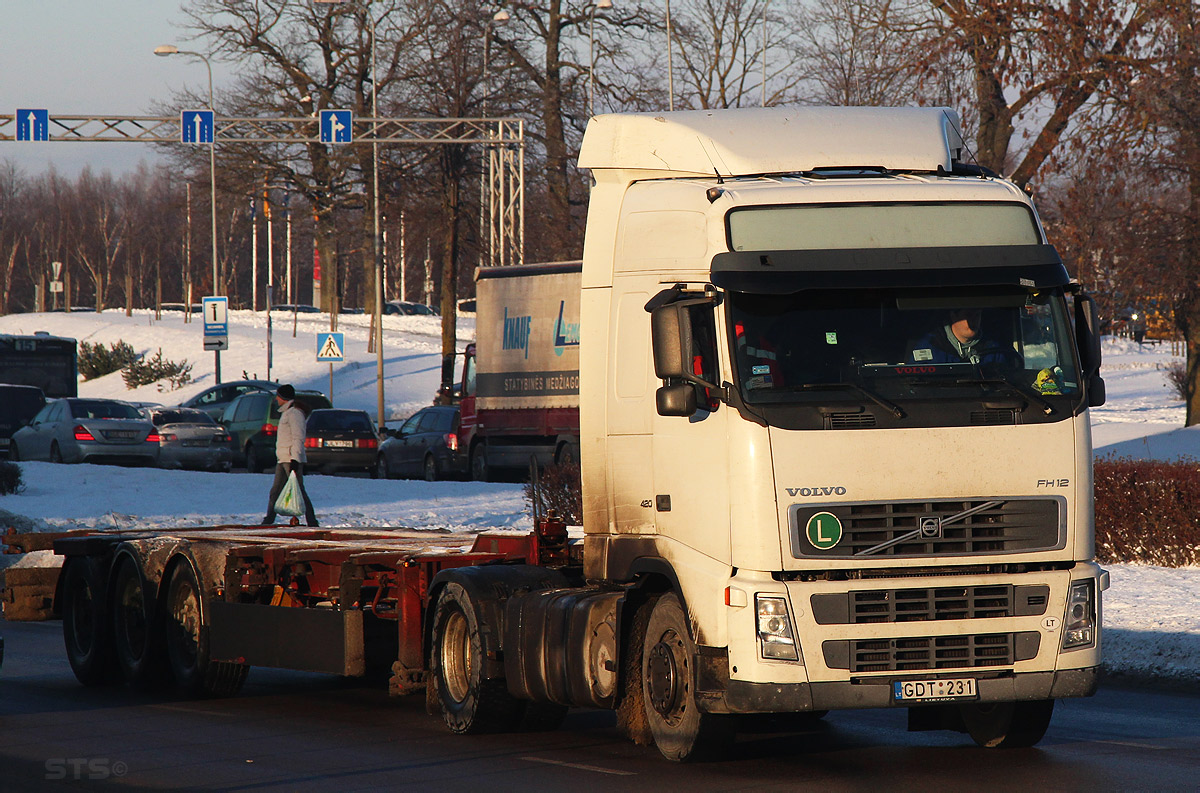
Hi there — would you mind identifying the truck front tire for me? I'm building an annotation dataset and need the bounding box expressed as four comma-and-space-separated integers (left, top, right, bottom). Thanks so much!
642, 593, 733, 761
960, 699, 1054, 748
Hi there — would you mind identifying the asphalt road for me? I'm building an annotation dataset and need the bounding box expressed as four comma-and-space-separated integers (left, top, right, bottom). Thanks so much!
1, 615, 1198, 792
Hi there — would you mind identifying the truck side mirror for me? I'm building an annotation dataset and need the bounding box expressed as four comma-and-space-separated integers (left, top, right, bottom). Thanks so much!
1074, 293, 1102, 375
651, 303, 690, 380
649, 295, 721, 418
1074, 293, 1105, 407
656, 383, 697, 417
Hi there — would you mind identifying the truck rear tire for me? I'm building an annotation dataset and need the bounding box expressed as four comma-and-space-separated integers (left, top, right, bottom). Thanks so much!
960, 699, 1054, 748
111, 555, 167, 687
642, 593, 734, 761
431, 582, 522, 733
61, 557, 118, 686
165, 564, 249, 698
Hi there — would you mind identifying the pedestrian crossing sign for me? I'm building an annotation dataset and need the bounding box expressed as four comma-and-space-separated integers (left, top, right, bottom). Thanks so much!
316, 332, 345, 362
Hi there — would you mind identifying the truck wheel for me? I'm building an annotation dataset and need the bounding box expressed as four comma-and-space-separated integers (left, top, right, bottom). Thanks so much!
470, 444, 489, 482
245, 444, 261, 474
556, 441, 581, 466
431, 582, 522, 734
642, 592, 734, 761
165, 564, 249, 698
111, 555, 167, 687
960, 699, 1054, 748
423, 454, 440, 482
61, 557, 118, 686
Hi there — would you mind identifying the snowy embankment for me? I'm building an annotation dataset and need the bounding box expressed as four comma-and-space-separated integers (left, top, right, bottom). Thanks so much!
0, 312, 1197, 687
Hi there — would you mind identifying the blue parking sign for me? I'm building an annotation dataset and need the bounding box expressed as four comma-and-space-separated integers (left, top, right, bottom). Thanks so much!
182, 110, 215, 144
320, 109, 353, 144
16, 109, 49, 141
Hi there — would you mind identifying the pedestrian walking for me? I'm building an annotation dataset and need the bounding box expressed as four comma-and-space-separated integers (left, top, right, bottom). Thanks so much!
261, 383, 318, 526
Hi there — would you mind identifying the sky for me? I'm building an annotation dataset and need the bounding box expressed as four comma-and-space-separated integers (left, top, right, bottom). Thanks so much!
0, 0, 237, 178
0, 310, 1197, 684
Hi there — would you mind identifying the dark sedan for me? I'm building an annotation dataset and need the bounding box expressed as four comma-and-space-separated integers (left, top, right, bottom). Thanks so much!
144, 407, 234, 472
376, 405, 466, 481
304, 409, 380, 475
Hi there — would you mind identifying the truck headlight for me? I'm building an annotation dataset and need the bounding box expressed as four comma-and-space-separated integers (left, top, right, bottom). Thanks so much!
756, 595, 800, 661
1061, 579, 1097, 650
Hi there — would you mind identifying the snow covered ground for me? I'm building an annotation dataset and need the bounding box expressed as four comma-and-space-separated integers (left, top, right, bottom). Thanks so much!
0, 311, 1197, 686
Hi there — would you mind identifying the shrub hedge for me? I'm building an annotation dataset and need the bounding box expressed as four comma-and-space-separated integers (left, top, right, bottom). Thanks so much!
78, 340, 138, 380
1094, 457, 1200, 567
524, 461, 582, 526
0, 460, 24, 496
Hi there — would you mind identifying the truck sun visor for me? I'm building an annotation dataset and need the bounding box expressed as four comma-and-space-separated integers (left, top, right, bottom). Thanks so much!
710, 245, 1070, 294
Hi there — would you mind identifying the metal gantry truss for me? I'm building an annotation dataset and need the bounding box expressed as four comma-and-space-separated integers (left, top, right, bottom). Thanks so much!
0, 113, 525, 266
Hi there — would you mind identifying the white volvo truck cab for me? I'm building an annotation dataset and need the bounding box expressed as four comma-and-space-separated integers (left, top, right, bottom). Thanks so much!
575, 107, 1107, 759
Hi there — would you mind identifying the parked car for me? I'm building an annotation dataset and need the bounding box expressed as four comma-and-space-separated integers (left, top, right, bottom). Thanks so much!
0, 384, 46, 459
384, 300, 439, 316
376, 405, 466, 481
270, 303, 321, 314
220, 389, 332, 473
143, 406, 234, 472
10, 398, 159, 466
179, 379, 277, 420
303, 409, 380, 475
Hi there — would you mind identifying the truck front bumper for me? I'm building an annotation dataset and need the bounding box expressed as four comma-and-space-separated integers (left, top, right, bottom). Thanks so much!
702, 666, 1098, 713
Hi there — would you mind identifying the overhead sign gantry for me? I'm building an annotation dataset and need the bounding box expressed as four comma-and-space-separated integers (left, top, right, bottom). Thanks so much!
0, 112, 525, 267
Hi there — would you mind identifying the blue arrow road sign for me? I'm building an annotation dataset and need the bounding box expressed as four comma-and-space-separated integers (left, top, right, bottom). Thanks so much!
181, 110, 215, 144
316, 332, 345, 362
16, 109, 49, 141
320, 109, 353, 144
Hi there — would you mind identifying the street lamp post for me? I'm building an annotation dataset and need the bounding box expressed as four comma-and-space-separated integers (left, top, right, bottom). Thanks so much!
155, 44, 222, 383
761, 0, 769, 107
665, 0, 674, 111
589, 0, 613, 118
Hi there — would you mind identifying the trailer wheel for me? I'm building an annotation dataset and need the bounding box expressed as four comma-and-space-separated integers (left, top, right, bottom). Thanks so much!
111, 555, 167, 687
960, 699, 1054, 748
165, 564, 249, 698
431, 582, 521, 733
642, 593, 733, 761
470, 444, 489, 482
61, 557, 118, 686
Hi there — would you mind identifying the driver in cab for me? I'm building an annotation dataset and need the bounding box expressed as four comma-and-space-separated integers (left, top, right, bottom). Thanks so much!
908, 308, 1018, 367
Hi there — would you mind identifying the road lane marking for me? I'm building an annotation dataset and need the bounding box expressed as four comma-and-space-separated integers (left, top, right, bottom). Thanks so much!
520, 756, 636, 776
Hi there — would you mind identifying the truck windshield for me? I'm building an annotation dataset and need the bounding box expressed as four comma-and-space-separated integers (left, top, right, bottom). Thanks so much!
726, 285, 1083, 428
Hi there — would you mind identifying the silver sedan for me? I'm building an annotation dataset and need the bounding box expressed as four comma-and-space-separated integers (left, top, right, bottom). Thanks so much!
143, 407, 234, 472
10, 398, 160, 466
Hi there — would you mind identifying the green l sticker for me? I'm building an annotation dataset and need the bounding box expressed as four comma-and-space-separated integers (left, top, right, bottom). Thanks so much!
806, 512, 843, 550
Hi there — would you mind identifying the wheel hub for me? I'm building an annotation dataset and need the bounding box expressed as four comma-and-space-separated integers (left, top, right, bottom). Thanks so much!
647, 637, 682, 718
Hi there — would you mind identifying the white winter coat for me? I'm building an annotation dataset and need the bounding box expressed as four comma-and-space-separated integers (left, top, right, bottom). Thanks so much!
275, 400, 307, 464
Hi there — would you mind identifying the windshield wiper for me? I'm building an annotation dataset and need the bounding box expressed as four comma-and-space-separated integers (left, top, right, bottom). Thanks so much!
952, 376, 1055, 416
793, 382, 906, 419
